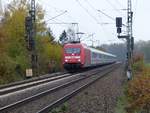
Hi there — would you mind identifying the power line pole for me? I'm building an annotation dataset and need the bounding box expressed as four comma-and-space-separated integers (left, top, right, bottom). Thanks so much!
116, 0, 134, 80
25, 0, 38, 77
127, 0, 134, 58
127, 0, 133, 76
30, 0, 38, 76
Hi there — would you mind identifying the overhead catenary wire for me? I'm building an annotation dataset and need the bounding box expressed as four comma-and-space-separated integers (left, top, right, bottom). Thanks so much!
97, 9, 115, 21
65, 9, 103, 44
75, 0, 110, 42
75, 0, 128, 44
85, 0, 129, 44
85, 0, 127, 27
75, 0, 100, 24
96, 8, 127, 11
45, 10, 67, 22
44, 12, 66, 24
44, 9, 80, 34
97, 9, 127, 27
44, 16, 73, 36
86, 0, 127, 27
66, 11, 92, 35
45, 11, 67, 23
40, 0, 130, 44
84, 0, 106, 24
84, 0, 110, 39
37, 0, 70, 26
75, 0, 110, 36
105, 0, 123, 14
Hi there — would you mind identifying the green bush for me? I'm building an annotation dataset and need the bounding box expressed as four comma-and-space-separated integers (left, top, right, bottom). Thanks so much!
132, 60, 144, 73
0, 55, 24, 85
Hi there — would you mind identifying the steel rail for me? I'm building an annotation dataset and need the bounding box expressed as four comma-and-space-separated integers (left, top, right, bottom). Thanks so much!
0, 72, 64, 89
0, 73, 70, 95
0, 73, 86, 112
0, 63, 118, 113
37, 64, 119, 113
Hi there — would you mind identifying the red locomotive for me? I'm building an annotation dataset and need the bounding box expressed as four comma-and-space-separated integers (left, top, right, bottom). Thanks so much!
62, 43, 116, 70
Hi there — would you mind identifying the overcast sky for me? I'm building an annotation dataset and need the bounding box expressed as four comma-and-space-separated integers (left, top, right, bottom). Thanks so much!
2, 0, 149, 46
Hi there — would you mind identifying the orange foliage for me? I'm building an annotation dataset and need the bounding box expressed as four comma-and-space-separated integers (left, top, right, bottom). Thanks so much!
126, 52, 150, 113
126, 68, 150, 113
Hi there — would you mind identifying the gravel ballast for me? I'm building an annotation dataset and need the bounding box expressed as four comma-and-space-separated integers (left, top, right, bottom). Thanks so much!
60, 64, 126, 113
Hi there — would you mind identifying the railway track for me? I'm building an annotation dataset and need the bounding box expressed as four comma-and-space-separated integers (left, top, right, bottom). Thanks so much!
0, 63, 120, 113
37, 63, 120, 113
0, 72, 63, 89
0, 72, 70, 95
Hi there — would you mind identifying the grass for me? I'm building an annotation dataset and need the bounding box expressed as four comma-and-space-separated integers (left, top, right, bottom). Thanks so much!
49, 103, 69, 113
145, 63, 150, 67
115, 95, 127, 113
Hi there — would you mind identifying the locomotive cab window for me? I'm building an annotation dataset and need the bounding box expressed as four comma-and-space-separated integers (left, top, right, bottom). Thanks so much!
65, 48, 81, 54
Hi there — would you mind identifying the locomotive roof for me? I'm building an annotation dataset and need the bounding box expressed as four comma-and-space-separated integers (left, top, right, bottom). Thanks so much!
64, 43, 86, 47
64, 43, 116, 57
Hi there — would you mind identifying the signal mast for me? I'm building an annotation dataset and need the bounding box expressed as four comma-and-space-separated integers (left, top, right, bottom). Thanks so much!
116, 0, 134, 80
25, 0, 38, 76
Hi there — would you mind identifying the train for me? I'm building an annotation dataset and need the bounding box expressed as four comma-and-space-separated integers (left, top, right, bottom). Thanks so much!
62, 43, 117, 70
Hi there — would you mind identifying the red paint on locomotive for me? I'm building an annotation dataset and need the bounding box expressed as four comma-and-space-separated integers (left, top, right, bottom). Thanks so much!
62, 43, 116, 70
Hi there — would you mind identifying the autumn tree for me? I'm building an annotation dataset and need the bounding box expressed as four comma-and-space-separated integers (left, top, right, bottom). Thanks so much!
0, 0, 62, 84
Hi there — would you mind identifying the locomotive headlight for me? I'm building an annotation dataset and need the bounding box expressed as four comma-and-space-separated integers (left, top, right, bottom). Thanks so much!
78, 59, 81, 62
65, 59, 68, 62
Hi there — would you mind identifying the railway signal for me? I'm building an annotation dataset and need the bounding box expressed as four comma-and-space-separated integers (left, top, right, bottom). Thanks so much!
131, 37, 134, 51
116, 17, 122, 34
25, 16, 32, 50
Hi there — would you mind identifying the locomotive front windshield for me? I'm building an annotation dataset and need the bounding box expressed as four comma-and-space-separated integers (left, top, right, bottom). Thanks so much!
65, 48, 81, 54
